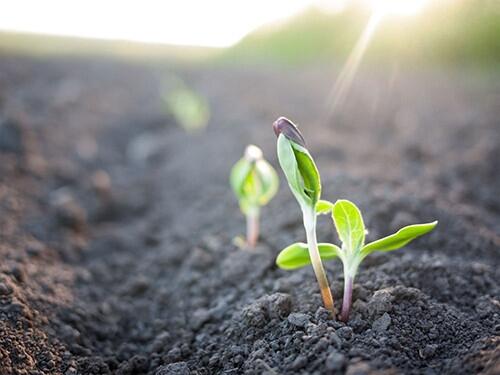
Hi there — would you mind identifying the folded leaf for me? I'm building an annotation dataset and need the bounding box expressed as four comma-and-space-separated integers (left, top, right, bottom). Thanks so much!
316, 200, 334, 215
230, 151, 279, 214
292, 143, 321, 204
361, 221, 438, 257
333, 200, 365, 254
255, 159, 279, 205
276, 242, 342, 270
230, 158, 252, 199
277, 133, 321, 209
277, 135, 305, 206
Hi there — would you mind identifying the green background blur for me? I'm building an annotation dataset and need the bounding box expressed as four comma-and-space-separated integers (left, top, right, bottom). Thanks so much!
0, 0, 498, 67
226, 0, 500, 66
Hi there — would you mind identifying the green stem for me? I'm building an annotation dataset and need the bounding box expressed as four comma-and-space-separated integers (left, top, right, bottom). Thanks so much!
304, 208, 336, 316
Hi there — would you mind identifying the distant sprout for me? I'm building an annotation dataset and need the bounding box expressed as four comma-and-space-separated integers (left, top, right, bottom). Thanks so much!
273, 117, 336, 315
277, 198, 437, 322
230, 145, 279, 248
163, 80, 209, 133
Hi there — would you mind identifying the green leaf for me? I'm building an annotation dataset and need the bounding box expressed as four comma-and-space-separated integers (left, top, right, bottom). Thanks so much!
230, 158, 252, 199
276, 134, 321, 209
164, 86, 209, 133
276, 242, 342, 270
292, 143, 321, 204
254, 159, 279, 206
230, 147, 279, 214
361, 221, 438, 257
316, 200, 334, 215
332, 200, 365, 254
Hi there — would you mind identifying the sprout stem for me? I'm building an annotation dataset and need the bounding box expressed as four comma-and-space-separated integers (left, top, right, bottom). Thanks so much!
340, 273, 353, 322
246, 209, 260, 248
304, 209, 336, 315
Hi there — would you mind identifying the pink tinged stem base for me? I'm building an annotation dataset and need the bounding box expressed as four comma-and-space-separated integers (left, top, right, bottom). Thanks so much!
340, 275, 353, 322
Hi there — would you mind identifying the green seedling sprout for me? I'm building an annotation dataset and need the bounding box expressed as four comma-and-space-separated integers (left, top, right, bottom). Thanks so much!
277, 198, 437, 322
230, 145, 279, 248
163, 78, 210, 133
273, 117, 336, 315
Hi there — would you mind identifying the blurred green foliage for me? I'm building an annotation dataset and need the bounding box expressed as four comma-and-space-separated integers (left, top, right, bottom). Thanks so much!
163, 79, 210, 133
223, 0, 500, 66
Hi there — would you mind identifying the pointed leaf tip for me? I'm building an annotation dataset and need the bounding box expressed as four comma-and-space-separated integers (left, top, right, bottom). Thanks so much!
273, 117, 306, 147
361, 220, 438, 257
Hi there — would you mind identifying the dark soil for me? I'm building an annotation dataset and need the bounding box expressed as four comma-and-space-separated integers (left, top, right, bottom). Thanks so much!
0, 55, 499, 375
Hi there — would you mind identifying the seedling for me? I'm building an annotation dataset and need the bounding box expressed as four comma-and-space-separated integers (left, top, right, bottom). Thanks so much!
230, 145, 279, 248
163, 77, 209, 133
277, 198, 437, 322
273, 117, 336, 314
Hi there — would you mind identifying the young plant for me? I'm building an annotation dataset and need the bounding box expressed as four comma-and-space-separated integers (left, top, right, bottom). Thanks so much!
230, 145, 279, 248
273, 117, 336, 314
277, 198, 437, 322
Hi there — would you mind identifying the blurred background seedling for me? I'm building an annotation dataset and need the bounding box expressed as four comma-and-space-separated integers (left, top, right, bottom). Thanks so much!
230, 145, 279, 248
162, 76, 210, 133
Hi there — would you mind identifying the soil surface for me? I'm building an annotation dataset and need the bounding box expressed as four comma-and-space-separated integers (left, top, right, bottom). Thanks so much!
0, 55, 499, 375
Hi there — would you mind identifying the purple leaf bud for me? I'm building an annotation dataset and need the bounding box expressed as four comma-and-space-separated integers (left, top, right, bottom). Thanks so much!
273, 117, 306, 148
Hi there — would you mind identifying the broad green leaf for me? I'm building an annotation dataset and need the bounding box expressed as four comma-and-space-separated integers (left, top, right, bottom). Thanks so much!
316, 200, 334, 215
332, 200, 365, 253
277, 134, 321, 209
361, 221, 438, 257
276, 242, 342, 270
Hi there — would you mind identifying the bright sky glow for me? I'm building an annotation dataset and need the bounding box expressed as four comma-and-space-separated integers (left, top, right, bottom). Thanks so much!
0, 0, 431, 48
0, 0, 314, 47
366, 0, 429, 16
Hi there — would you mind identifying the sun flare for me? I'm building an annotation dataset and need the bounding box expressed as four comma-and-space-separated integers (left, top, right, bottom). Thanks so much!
366, 0, 429, 16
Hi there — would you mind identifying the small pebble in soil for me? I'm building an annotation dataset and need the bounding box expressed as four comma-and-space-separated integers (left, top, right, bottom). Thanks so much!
287, 313, 310, 328
372, 312, 391, 333
391, 286, 423, 301
367, 289, 393, 316
241, 293, 291, 328
267, 292, 292, 319
315, 306, 331, 322
326, 351, 346, 371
